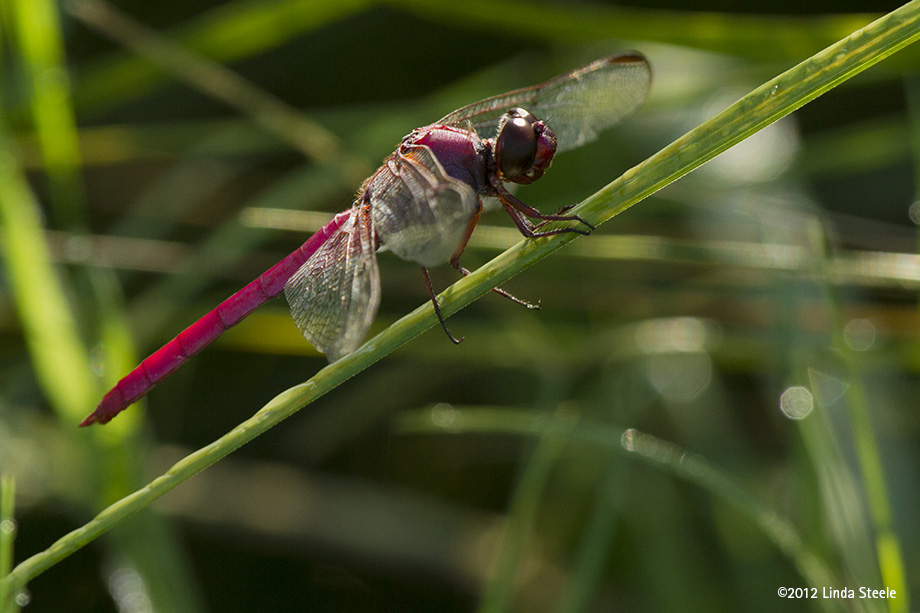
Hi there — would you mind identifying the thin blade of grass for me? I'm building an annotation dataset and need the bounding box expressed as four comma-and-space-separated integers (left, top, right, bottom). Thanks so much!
0, 475, 17, 613
830, 314, 910, 609
0, 131, 97, 423
9, 0, 86, 227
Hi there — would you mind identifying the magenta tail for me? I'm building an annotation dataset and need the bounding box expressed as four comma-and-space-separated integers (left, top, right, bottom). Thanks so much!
80, 210, 352, 426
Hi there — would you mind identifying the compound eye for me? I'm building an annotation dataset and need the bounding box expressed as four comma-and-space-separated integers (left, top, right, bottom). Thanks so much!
495, 108, 538, 180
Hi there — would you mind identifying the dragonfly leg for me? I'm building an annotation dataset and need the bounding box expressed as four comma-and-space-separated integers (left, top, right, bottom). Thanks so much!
450, 261, 542, 310
492, 179, 595, 237
555, 203, 577, 214
449, 202, 482, 265
499, 195, 590, 239
534, 203, 580, 230
448, 203, 541, 310
421, 267, 464, 345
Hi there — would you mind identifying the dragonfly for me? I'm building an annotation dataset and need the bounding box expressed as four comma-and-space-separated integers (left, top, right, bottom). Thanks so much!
81, 52, 651, 426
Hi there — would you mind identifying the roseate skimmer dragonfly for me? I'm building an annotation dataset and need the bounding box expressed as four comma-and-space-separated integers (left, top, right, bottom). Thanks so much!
81, 52, 651, 426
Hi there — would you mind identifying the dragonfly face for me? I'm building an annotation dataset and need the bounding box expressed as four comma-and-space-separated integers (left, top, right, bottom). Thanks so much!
493, 107, 557, 185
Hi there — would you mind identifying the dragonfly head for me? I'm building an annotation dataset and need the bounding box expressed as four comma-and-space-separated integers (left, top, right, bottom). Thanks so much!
494, 108, 557, 185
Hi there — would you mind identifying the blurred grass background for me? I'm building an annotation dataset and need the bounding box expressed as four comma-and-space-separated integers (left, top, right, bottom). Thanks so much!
1, 0, 919, 611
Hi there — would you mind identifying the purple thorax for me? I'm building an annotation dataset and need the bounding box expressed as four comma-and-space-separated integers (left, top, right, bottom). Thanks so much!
406, 125, 490, 193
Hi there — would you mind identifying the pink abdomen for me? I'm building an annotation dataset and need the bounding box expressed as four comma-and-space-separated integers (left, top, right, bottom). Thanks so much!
80, 210, 351, 426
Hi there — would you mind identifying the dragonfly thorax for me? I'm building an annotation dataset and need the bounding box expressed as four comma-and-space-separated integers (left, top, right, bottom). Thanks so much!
406, 125, 489, 194
369, 125, 486, 269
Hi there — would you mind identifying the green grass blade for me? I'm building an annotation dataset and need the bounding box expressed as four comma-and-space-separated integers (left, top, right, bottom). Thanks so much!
2, 0, 919, 593
9, 0, 85, 227
835, 322, 909, 608
793, 216, 908, 608
0, 475, 17, 613
0, 132, 97, 422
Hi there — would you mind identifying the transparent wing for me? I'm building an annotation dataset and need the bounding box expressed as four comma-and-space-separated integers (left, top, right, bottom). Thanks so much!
437, 52, 651, 152
284, 206, 380, 361
371, 145, 479, 268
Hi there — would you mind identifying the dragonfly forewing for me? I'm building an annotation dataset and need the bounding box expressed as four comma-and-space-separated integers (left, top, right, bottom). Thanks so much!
438, 52, 651, 152
284, 206, 380, 361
